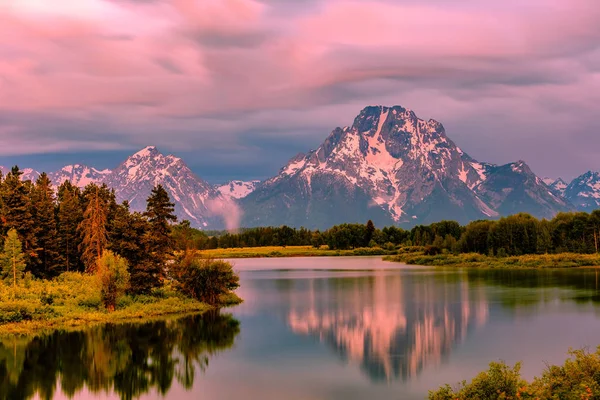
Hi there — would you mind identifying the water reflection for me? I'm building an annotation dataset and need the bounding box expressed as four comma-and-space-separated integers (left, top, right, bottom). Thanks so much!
0, 311, 240, 400
286, 271, 489, 382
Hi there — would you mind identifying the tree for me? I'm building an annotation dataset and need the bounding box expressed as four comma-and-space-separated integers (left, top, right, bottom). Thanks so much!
0, 166, 38, 265
31, 173, 60, 278
97, 250, 130, 312
1, 229, 27, 296
365, 220, 375, 247
131, 185, 177, 294
108, 203, 149, 272
78, 184, 108, 273
57, 181, 84, 272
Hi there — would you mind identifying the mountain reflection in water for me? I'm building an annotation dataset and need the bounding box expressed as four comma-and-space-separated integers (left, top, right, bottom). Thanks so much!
286, 271, 489, 382
0, 311, 239, 400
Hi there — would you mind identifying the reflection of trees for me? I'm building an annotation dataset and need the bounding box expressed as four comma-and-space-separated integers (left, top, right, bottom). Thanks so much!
0, 311, 239, 400
286, 272, 488, 382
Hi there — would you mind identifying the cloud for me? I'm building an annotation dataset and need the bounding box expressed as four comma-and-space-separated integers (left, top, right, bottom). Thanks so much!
0, 0, 599, 181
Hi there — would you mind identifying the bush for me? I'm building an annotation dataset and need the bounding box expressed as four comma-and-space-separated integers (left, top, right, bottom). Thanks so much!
96, 251, 131, 312
175, 257, 240, 306
430, 347, 600, 399
424, 245, 442, 256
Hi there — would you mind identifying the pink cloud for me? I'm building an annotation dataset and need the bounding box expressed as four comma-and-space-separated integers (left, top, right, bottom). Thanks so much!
0, 0, 599, 181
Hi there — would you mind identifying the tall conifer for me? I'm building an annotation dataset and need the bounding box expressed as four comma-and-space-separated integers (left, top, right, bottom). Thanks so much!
78, 184, 108, 273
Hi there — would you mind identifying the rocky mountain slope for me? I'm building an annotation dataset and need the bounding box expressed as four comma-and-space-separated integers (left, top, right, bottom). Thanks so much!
543, 178, 568, 196
564, 171, 600, 212
241, 106, 572, 229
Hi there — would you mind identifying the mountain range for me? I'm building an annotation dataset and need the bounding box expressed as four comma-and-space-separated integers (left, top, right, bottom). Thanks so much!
1, 105, 598, 230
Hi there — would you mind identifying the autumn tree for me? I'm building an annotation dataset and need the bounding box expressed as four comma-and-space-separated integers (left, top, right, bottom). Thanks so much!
78, 184, 108, 273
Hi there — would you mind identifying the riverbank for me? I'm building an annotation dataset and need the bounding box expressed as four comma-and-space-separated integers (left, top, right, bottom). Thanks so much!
385, 250, 600, 269
0, 272, 242, 337
198, 245, 395, 258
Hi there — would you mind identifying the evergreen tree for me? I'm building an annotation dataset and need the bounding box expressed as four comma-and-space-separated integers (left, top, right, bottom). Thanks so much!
108, 202, 148, 270
1, 228, 27, 295
0, 166, 38, 266
131, 185, 176, 294
31, 173, 60, 278
365, 220, 375, 247
57, 181, 84, 272
78, 184, 108, 273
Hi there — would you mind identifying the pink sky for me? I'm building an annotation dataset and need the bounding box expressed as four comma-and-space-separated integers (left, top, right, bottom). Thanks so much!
0, 0, 599, 181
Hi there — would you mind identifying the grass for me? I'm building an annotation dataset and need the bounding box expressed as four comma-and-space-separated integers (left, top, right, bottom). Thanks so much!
385, 250, 600, 269
0, 272, 241, 337
197, 245, 395, 258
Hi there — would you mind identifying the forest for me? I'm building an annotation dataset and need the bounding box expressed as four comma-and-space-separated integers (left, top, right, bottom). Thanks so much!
0, 166, 240, 332
176, 211, 600, 257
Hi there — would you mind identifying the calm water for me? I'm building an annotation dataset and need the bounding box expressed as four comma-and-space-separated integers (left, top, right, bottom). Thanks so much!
6, 257, 600, 399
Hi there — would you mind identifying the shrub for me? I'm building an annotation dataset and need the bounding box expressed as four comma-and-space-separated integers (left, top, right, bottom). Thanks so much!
429, 361, 526, 400
175, 257, 240, 306
424, 245, 442, 256
96, 251, 131, 312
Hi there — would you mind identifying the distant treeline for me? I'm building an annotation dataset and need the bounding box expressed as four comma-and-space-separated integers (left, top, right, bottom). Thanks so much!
174, 211, 600, 256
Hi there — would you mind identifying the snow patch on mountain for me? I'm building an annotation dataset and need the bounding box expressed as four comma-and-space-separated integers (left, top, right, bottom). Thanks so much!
216, 180, 260, 199
49, 164, 111, 188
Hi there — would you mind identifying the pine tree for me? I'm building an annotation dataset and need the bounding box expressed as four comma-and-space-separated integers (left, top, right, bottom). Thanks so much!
31, 173, 60, 278
108, 202, 149, 270
0, 166, 38, 266
57, 181, 84, 272
78, 184, 108, 273
1, 228, 27, 295
131, 185, 176, 294
365, 220, 375, 247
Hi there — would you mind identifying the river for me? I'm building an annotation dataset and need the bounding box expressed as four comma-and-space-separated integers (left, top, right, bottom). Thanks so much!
8, 257, 600, 399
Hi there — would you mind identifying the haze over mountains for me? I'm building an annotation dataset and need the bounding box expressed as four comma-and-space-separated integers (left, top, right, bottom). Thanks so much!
1, 105, 598, 230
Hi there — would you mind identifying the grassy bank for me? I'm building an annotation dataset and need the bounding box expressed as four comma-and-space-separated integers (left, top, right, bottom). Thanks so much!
198, 245, 395, 258
385, 249, 600, 269
0, 272, 241, 337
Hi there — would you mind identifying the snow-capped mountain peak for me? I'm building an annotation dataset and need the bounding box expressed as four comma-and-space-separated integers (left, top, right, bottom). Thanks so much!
564, 171, 600, 212
242, 105, 573, 229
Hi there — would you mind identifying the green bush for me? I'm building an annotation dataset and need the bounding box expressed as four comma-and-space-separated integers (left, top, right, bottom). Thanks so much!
430, 347, 600, 399
174, 257, 240, 306
97, 251, 131, 312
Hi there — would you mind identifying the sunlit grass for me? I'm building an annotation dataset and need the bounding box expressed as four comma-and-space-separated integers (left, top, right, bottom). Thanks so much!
0, 272, 220, 337
385, 251, 600, 269
197, 245, 393, 258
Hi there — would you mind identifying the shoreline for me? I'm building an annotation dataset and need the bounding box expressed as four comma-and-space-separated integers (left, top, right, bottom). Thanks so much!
0, 299, 212, 337
384, 251, 600, 269
197, 246, 396, 259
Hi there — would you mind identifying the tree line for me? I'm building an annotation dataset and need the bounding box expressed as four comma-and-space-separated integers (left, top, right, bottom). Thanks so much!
0, 166, 239, 308
173, 212, 600, 256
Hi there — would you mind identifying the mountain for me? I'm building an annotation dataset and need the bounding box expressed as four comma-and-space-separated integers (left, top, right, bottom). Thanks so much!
564, 171, 600, 212
543, 177, 568, 196
215, 180, 260, 199
103, 146, 235, 229
241, 105, 572, 229
49, 164, 111, 188
472, 161, 571, 218
0, 166, 40, 182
